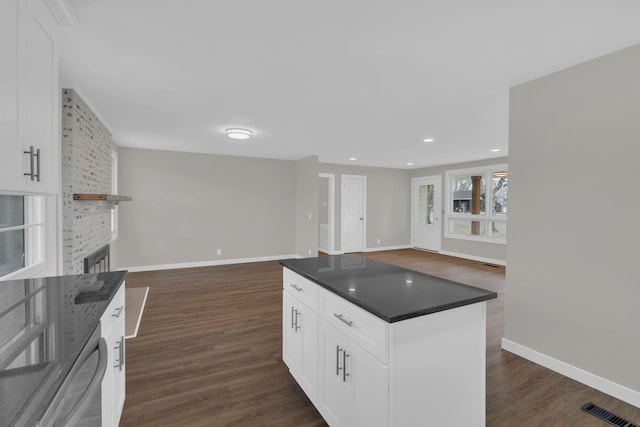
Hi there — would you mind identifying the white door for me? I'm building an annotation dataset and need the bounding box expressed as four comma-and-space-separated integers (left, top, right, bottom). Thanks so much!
318, 174, 334, 254
411, 176, 442, 252
341, 175, 366, 253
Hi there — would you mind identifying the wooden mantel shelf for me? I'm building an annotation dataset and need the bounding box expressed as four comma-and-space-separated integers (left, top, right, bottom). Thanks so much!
73, 194, 132, 203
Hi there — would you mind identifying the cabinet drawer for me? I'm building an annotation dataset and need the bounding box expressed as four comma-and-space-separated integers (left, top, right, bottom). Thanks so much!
318, 287, 388, 364
283, 268, 318, 310
101, 283, 125, 337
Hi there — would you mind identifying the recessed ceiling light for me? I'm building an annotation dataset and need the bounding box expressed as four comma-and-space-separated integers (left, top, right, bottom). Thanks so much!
423, 138, 435, 143
225, 128, 252, 140
407, 162, 414, 166
349, 157, 357, 161
490, 148, 501, 152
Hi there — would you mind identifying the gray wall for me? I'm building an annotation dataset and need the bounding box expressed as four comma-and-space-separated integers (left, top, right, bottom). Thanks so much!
295, 156, 319, 257
411, 157, 509, 263
319, 163, 411, 251
112, 148, 296, 269
61, 89, 112, 274
506, 45, 640, 393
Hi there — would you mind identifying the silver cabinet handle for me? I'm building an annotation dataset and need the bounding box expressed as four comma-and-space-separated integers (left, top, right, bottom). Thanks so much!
35, 147, 40, 182
336, 345, 343, 376
114, 336, 125, 371
112, 306, 124, 318
291, 307, 301, 332
290, 284, 303, 292
343, 351, 350, 382
333, 313, 353, 327
23, 146, 35, 181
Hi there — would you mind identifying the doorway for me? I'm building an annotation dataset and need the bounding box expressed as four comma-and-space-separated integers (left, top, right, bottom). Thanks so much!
411, 176, 442, 252
341, 175, 366, 253
318, 174, 334, 254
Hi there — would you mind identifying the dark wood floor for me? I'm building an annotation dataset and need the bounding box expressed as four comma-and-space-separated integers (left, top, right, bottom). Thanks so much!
120, 249, 639, 426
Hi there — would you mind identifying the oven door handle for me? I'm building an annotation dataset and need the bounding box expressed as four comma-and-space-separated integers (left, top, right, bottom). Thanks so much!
59, 337, 108, 426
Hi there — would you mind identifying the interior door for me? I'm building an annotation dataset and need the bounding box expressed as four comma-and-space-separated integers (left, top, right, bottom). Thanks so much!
411, 176, 442, 252
341, 175, 366, 253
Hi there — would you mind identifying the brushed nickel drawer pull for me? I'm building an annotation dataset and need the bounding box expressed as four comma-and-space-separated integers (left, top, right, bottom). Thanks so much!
112, 306, 123, 318
290, 284, 303, 292
333, 313, 353, 327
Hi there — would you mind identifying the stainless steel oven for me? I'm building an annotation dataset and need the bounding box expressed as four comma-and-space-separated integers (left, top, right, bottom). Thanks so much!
36, 324, 107, 426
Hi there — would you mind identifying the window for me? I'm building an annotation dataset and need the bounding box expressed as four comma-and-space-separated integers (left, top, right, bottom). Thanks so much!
445, 164, 508, 243
0, 195, 46, 279
111, 150, 118, 241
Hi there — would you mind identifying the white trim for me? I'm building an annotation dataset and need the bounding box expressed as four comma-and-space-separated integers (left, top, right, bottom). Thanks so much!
501, 338, 640, 409
125, 287, 149, 339
340, 174, 367, 253
119, 254, 299, 273
45, 0, 80, 26
363, 245, 412, 253
318, 173, 335, 253
438, 250, 506, 266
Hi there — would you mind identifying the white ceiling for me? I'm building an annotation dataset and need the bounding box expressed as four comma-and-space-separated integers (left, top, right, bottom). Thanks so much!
60, 0, 640, 169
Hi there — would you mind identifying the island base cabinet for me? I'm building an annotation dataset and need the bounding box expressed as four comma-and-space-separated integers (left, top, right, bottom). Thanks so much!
388, 302, 487, 427
318, 319, 388, 427
282, 290, 318, 404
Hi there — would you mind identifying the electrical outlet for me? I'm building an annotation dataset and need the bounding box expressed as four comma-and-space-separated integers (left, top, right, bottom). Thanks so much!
308, 212, 312, 220
377, 238, 381, 244
308, 248, 311, 256
217, 248, 222, 255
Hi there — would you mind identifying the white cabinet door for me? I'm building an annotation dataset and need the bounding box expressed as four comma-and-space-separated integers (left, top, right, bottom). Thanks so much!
111, 315, 126, 422
283, 291, 303, 372
0, 0, 58, 194
0, 0, 22, 191
318, 319, 354, 427
352, 342, 388, 427
283, 291, 318, 403
18, 0, 59, 193
100, 284, 126, 427
318, 319, 388, 427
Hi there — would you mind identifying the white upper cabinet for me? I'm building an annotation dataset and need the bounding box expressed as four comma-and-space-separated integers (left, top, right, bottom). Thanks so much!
0, 0, 59, 194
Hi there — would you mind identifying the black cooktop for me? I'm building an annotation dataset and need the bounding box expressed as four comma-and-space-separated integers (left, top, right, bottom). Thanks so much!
0, 270, 127, 427
280, 255, 497, 323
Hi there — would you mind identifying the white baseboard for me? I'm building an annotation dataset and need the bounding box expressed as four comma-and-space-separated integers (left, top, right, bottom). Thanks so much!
119, 254, 299, 273
363, 244, 412, 253
501, 338, 640, 408
438, 250, 506, 266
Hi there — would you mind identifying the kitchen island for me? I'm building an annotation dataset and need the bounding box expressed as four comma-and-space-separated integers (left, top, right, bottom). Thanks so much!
0, 271, 127, 427
281, 254, 497, 427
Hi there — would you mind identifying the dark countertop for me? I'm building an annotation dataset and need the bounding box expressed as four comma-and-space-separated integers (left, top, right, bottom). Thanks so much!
0, 270, 127, 427
280, 255, 497, 323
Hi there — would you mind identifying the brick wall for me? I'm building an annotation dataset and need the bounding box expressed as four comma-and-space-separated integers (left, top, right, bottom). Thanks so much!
61, 89, 112, 274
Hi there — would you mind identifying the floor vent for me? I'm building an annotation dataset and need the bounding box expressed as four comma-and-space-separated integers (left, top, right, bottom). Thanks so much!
581, 402, 638, 427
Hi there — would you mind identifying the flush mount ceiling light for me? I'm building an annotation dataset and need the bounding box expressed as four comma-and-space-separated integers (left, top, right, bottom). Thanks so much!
423, 138, 435, 143
225, 128, 252, 140
494, 171, 509, 177
406, 162, 414, 166
349, 157, 357, 161
490, 148, 501, 152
